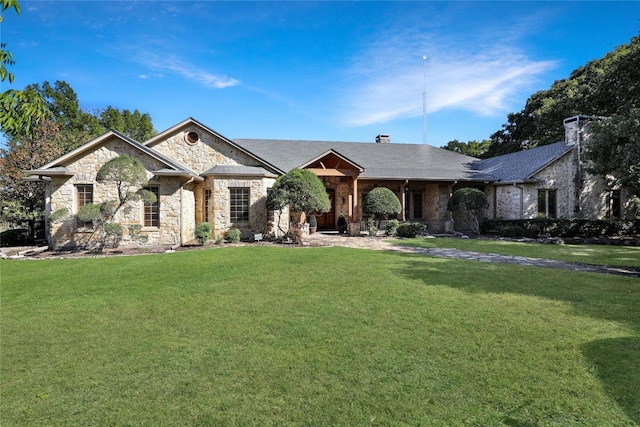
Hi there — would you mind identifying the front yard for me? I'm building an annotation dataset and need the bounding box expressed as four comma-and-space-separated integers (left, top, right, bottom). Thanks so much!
2, 245, 639, 425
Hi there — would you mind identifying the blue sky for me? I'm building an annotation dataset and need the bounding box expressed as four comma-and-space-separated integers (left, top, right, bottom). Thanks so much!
2, 1, 639, 147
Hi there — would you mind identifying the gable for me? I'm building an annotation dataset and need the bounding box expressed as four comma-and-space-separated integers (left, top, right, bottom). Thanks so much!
301, 150, 364, 177
26, 130, 201, 182
476, 142, 574, 184
144, 118, 282, 175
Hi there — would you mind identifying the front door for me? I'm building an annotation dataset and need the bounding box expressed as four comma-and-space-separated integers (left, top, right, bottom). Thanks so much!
317, 188, 336, 230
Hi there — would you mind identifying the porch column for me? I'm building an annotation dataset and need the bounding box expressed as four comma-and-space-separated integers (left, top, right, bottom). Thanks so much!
351, 176, 359, 222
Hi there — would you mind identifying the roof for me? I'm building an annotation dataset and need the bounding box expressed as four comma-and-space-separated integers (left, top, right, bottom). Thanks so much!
233, 138, 490, 181
475, 141, 574, 184
202, 165, 278, 178
26, 130, 203, 181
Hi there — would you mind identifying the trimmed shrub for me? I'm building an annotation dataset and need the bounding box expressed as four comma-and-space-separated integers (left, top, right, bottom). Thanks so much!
195, 222, 212, 245
367, 217, 378, 236
480, 218, 640, 238
226, 228, 241, 243
386, 219, 400, 236
364, 187, 402, 218
396, 222, 427, 238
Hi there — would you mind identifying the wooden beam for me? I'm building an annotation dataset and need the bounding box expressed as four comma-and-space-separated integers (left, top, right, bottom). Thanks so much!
307, 168, 359, 177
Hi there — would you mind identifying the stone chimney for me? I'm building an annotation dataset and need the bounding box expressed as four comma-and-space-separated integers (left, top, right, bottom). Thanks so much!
563, 115, 601, 145
375, 134, 390, 144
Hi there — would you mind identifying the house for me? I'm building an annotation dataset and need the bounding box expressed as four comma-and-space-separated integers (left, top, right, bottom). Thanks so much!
25, 115, 635, 249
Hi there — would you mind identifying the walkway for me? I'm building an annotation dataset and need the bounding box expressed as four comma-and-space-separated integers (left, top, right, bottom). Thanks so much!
305, 232, 640, 278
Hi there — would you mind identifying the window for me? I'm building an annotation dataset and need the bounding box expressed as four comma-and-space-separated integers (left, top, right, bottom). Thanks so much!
230, 188, 250, 223
144, 187, 160, 227
537, 189, 557, 218
204, 189, 212, 223
185, 131, 200, 145
76, 184, 93, 229
412, 192, 423, 219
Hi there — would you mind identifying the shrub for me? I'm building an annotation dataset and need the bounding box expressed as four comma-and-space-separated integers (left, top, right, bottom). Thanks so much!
367, 217, 378, 236
285, 228, 303, 244
308, 214, 317, 228
195, 222, 212, 245
499, 225, 525, 238
396, 222, 427, 238
386, 219, 400, 236
364, 187, 402, 218
226, 228, 241, 243
0, 229, 29, 247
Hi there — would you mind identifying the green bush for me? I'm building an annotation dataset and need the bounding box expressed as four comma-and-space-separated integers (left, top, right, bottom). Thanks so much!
396, 222, 427, 238
480, 218, 640, 238
386, 219, 400, 236
367, 217, 378, 236
0, 229, 29, 246
195, 222, 212, 245
226, 228, 241, 243
499, 225, 525, 238
364, 187, 402, 218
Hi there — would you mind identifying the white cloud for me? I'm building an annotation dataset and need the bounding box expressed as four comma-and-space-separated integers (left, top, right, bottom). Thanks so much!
136, 52, 239, 89
339, 29, 557, 127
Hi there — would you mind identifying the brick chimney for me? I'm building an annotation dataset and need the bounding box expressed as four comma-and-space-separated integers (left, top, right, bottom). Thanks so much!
375, 134, 390, 144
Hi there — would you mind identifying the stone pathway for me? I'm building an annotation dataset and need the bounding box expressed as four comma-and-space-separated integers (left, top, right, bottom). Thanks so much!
305, 233, 640, 278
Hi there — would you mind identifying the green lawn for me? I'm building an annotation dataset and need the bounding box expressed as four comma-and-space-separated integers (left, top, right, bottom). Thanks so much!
2, 246, 639, 426
394, 237, 640, 267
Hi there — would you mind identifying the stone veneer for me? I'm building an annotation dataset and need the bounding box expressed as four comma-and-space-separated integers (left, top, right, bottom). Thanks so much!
208, 175, 279, 239
48, 137, 192, 249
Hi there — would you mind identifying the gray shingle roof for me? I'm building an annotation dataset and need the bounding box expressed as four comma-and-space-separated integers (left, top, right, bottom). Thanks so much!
233, 139, 489, 181
475, 141, 574, 183
202, 165, 277, 178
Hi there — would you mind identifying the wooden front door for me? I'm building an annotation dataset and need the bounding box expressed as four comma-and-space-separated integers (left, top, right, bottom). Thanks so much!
317, 188, 336, 230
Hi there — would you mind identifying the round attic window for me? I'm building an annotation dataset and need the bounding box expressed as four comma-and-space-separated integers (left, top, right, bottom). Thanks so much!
185, 131, 200, 145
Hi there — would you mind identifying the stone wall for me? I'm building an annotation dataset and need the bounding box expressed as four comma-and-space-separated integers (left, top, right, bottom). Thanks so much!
148, 126, 261, 174
208, 175, 278, 239
47, 137, 190, 249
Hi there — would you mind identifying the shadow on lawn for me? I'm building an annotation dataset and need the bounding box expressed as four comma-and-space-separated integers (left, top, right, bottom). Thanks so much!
394, 253, 640, 424
582, 337, 640, 425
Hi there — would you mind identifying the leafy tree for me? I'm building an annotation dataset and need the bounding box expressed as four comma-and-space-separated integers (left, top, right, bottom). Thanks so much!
364, 187, 401, 228
0, 0, 50, 138
1, 80, 157, 231
448, 188, 488, 233
266, 168, 330, 233
584, 110, 640, 197
0, 120, 64, 240
99, 106, 156, 142
484, 35, 640, 158
441, 139, 491, 158
74, 154, 156, 250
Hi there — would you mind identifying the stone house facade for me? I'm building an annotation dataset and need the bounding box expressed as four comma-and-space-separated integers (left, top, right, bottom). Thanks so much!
26, 116, 635, 249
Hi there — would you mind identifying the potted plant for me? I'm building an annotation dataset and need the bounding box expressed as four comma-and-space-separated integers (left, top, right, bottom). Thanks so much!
308, 214, 317, 234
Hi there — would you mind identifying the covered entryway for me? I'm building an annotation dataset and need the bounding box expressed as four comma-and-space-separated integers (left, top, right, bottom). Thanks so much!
316, 188, 335, 230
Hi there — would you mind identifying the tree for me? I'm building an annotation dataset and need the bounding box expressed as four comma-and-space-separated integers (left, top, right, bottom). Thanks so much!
266, 168, 330, 233
72, 154, 156, 250
0, 0, 50, 138
448, 188, 488, 233
99, 106, 156, 142
0, 120, 64, 239
1, 80, 157, 233
484, 35, 640, 158
584, 110, 640, 197
441, 139, 491, 158
364, 187, 401, 222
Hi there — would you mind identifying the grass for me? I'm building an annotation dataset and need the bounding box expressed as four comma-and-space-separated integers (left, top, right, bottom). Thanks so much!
393, 237, 640, 267
2, 246, 639, 426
